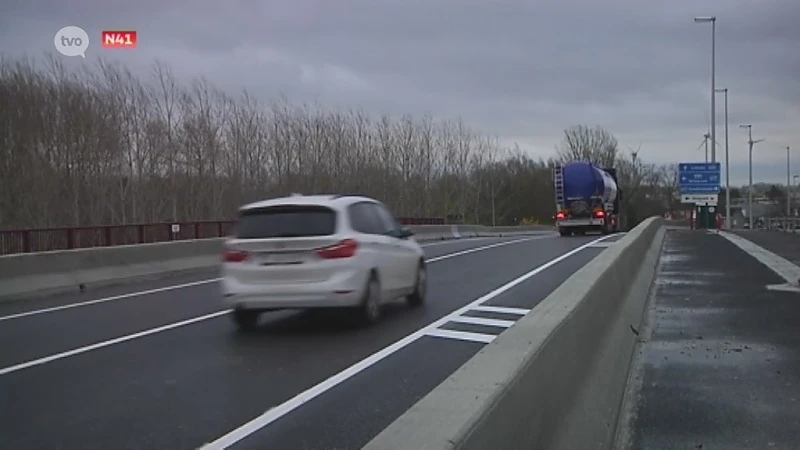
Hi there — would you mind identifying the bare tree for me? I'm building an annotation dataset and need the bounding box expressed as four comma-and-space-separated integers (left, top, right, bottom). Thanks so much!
557, 125, 618, 167
0, 53, 675, 234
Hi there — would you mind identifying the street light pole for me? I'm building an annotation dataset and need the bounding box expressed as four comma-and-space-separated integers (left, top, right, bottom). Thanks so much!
695, 16, 717, 163
787, 146, 791, 217
715, 88, 729, 227
740, 124, 764, 229
794, 174, 799, 217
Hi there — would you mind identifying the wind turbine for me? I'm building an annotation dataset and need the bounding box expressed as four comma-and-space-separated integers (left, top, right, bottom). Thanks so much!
695, 132, 722, 163
696, 133, 711, 162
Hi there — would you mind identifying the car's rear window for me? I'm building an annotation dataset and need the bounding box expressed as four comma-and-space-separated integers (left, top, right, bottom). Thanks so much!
234, 205, 337, 239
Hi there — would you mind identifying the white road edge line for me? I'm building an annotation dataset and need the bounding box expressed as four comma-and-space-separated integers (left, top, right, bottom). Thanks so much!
418, 237, 493, 247
199, 234, 613, 449
448, 315, 515, 328
425, 329, 496, 344
717, 231, 800, 285
425, 235, 546, 263
0, 235, 552, 375
0, 310, 231, 376
470, 305, 530, 315
0, 235, 546, 322
0, 279, 222, 323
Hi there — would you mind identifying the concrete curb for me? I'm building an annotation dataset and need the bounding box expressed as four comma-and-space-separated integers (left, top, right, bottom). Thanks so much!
362, 217, 666, 450
0, 224, 553, 302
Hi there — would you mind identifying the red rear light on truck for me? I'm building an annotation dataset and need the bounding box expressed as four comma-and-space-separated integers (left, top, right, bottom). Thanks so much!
316, 239, 359, 259
223, 249, 249, 263
556, 212, 566, 220
593, 210, 605, 218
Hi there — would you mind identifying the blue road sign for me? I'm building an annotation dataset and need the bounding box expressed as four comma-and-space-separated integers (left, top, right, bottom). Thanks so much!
679, 162, 720, 195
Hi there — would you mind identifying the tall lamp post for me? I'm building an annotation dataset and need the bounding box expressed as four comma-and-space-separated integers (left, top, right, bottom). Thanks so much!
715, 88, 730, 227
794, 174, 799, 218
740, 124, 764, 229
695, 16, 717, 163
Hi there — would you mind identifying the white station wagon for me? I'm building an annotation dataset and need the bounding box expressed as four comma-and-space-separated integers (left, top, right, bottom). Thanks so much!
221, 194, 428, 331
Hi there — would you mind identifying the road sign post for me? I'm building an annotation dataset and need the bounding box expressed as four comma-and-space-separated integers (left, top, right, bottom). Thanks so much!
680, 162, 721, 229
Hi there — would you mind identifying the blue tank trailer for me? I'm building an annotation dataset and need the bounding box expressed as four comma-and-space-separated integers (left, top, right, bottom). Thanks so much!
553, 161, 621, 236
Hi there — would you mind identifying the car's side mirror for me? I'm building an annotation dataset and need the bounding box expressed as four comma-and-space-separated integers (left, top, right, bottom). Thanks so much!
395, 227, 414, 239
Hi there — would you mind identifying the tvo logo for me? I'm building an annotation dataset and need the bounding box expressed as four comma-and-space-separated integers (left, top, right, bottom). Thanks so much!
54, 26, 89, 58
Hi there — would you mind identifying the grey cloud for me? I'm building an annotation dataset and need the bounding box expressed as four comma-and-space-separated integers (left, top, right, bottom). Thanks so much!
1, 0, 799, 182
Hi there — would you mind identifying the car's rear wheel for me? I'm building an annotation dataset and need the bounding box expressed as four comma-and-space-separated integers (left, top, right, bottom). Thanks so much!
231, 308, 260, 331
407, 261, 427, 307
357, 275, 382, 325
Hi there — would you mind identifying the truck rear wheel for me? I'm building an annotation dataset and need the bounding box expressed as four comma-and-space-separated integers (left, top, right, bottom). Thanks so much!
558, 228, 571, 237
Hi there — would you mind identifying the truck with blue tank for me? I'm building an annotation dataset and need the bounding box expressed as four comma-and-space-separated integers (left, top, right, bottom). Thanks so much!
552, 161, 621, 236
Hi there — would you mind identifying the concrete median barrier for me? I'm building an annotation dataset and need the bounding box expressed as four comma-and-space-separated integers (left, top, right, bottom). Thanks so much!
363, 217, 666, 450
0, 224, 553, 302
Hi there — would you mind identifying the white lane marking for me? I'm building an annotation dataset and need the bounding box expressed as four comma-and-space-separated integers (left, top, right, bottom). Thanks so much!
0, 279, 222, 323
199, 234, 613, 449
425, 235, 548, 263
718, 231, 800, 287
418, 237, 494, 247
424, 329, 496, 344
470, 305, 530, 315
0, 236, 546, 322
0, 236, 553, 375
587, 242, 613, 248
0, 310, 230, 376
448, 315, 515, 328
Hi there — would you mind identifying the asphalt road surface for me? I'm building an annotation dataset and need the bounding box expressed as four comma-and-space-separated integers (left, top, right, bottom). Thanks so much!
0, 233, 623, 450
617, 230, 800, 450
729, 229, 800, 266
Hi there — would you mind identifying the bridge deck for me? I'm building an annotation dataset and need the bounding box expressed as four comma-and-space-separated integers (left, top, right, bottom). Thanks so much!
617, 229, 800, 450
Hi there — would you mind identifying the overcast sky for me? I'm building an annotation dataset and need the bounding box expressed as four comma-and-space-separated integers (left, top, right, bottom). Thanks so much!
2, 0, 799, 186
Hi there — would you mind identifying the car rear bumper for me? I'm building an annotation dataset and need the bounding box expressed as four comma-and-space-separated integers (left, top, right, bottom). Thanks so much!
221, 270, 367, 310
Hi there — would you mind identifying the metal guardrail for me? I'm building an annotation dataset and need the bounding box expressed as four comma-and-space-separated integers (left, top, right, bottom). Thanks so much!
0, 217, 446, 255
766, 217, 800, 233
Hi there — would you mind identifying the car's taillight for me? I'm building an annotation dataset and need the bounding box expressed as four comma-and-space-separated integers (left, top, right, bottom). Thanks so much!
223, 249, 249, 263
556, 212, 566, 220
316, 239, 358, 259
594, 210, 606, 218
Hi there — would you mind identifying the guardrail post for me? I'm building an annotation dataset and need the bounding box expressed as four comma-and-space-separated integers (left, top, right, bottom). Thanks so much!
217, 222, 223, 237
168, 224, 175, 241
22, 230, 31, 253
104, 227, 112, 246
194, 222, 200, 239
66, 229, 75, 249
137, 225, 145, 244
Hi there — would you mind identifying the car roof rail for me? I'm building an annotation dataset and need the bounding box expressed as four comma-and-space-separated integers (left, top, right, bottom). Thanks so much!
330, 194, 364, 199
